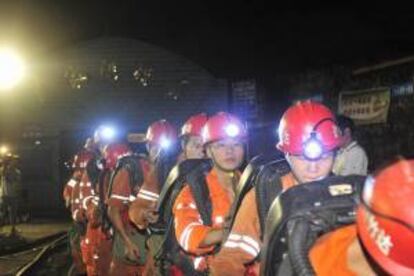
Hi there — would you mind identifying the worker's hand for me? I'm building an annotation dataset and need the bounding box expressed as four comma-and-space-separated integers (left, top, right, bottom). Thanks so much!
125, 239, 140, 262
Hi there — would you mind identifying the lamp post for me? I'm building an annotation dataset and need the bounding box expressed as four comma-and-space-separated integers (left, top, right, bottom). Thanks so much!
0, 47, 25, 92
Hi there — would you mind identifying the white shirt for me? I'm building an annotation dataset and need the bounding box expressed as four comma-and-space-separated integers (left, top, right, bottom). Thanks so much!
333, 141, 368, 176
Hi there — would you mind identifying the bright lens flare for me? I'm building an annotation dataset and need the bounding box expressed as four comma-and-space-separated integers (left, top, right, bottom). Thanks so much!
225, 124, 240, 137
0, 48, 25, 91
304, 139, 323, 160
101, 127, 116, 140
160, 136, 171, 149
0, 146, 9, 155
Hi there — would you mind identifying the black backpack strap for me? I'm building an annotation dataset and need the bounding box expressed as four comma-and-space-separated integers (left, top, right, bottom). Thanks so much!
98, 169, 112, 232
155, 185, 198, 275
186, 160, 213, 226
157, 159, 209, 219
223, 155, 286, 242
107, 155, 145, 199
261, 175, 366, 276
97, 168, 109, 201
153, 146, 180, 191
153, 159, 212, 274
86, 156, 101, 189
120, 155, 144, 193
111, 155, 145, 196
255, 159, 290, 240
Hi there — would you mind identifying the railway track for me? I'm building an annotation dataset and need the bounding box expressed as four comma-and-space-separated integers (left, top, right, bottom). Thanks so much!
0, 232, 68, 276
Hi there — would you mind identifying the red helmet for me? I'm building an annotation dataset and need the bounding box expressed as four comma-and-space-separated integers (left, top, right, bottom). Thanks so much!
181, 113, 208, 137
146, 120, 177, 148
357, 159, 414, 275
276, 101, 341, 158
103, 143, 131, 170
202, 112, 247, 145
72, 150, 95, 169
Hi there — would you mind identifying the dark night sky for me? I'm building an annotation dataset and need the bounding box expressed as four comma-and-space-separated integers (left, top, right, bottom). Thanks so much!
1, 1, 414, 77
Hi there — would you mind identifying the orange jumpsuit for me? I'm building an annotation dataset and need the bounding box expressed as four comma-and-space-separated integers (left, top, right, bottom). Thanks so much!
172, 169, 236, 272
66, 170, 87, 274
63, 174, 79, 206
128, 161, 164, 276
128, 160, 158, 230
309, 225, 358, 276
81, 171, 113, 276
107, 159, 152, 275
71, 173, 88, 223
210, 172, 297, 276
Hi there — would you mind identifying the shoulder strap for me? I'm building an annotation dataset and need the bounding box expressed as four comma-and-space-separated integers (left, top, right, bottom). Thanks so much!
108, 155, 144, 197
121, 156, 144, 193
98, 169, 111, 232
157, 159, 209, 218
97, 168, 109, 202
186, 160, 213, 226
255, 159, 290, 240
154, 159, 212, 273
224, 155, 285, 239
154, 147, 180, 191
86, 157, 101, 189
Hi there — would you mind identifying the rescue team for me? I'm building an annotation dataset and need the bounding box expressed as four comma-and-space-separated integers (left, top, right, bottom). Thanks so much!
63, 101, 414, 276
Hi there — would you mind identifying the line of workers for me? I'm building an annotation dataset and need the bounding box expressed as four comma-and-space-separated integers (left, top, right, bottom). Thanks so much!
63, 100, 414, 276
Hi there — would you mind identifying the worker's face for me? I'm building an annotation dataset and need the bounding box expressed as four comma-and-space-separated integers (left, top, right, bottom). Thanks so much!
286, 151, 335, 183
73, 169, 83, 179
207, 138, 244, 172
183, 135, 204, 159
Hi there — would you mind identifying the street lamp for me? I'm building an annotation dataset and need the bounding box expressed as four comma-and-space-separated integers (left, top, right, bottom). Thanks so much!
0, 47, 25, 92
0, 145, 9, 155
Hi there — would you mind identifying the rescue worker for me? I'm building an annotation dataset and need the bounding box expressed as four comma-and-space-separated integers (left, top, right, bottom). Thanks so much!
127, 114, 207, 275
172, 112, 247, 273
149, 114, 209, 275
63, 145, 93, 209
67, 148, 95, 275
71, 150, 96, 224
108, 120, 177, 275
309, 159, 414, 275
210, 101, 342, 275
81, 143, 130, 276
127, 119, 179, 275
179, 113, 208, 160
78, 126, 117, 275
0, 153, 22, 236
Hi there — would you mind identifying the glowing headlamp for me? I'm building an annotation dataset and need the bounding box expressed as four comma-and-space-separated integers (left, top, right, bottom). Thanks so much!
303, 132, 324, 160
101, 126, 115, 140
225, 124, 240, 137
94, 125, 117, 145
302, 117, 337, 160
159, 136, 171, 149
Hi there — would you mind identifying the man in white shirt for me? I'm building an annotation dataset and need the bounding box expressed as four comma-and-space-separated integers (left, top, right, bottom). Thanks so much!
333, 115, 368, 176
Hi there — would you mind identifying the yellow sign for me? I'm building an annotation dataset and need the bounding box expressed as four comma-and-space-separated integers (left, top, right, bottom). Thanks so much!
338, 88, 390, 125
